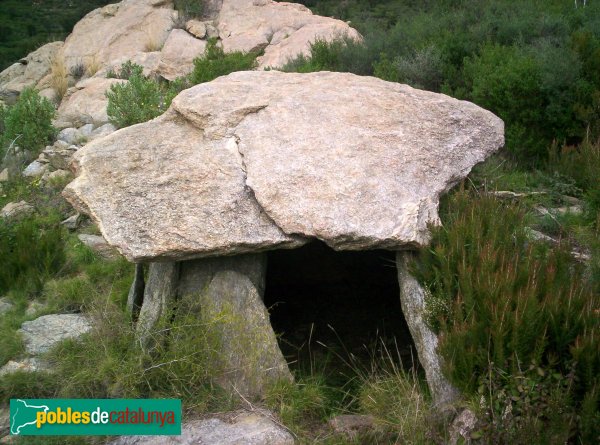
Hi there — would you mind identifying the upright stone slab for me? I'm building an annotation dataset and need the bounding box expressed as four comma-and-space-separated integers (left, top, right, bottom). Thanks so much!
135, 253, 291, 397
136, 262, 179, 348
396, 251, 459, 406
177, 253, 291, 398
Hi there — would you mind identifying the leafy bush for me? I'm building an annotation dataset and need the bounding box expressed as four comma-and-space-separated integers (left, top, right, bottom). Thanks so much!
106, 62, 184, 128
411, 190, 599, 441
190, 40, 257, 85
1, 87, 56, 155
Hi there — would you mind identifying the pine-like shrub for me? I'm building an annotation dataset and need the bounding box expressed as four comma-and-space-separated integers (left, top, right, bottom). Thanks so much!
105, 62, 184, 128
190, 40, 257, 85
411, 190, 598, 441
1, 87, 56, 155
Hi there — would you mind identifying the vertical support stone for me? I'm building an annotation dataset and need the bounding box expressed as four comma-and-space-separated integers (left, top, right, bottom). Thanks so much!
136, 262, 180, 349
126, 263, 145, 321
396, 251, 459, 407
178, 253, 292, 398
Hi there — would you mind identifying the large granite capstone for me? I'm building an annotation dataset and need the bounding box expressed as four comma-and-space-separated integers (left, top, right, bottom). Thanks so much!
64, 71, 504, 262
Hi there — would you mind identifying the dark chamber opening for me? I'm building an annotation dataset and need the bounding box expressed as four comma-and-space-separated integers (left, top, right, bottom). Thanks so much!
264, 241, 415, 371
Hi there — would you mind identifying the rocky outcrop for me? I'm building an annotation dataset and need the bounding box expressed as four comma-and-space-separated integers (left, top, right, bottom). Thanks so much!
0, 42, 63, 103
217, 0, 361, 69
56, 78, 125, 128
60, 0, 175, 72
396, 251, 459, 406
108, 411, 294, 445
157, 29, 207, 81
64, 71, 503, 262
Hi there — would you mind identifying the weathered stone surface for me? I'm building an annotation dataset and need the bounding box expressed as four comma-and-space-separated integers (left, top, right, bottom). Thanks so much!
173, 254, 290, 396
64, 71, 502, 261
40, 143, 78, 171
135, 254, 290, 396
0, 358, 49, 377
61, 214, 82, 230
0, 298, 14, 316
396, 251, 459, 406
0, 42, 63, 95
78, 234, 119, 259
64, 113, 304, 262
57, 127, 82, 145
108, 411, 294, 445
1, 201, 34, 220
201, 269, 292, 397
157, 29, 207, 81
328, 414, 375, 438
217, 0, 361, 69
448, 409, 478, 445
0, 169, 9, 182
136, 262, 179, 346
22, 161, 48, 178
56, 78, 125, 127
46, 169, 71, 183
186, 20, 207, 39
89, 123, 117, 141
60, 0, 174, 72
19, 314, 91, 355
126, 264, 145, 320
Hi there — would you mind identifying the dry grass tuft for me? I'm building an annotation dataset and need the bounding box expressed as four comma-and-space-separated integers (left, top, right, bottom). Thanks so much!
85, 55, 101, 77
50, 53, 68, 99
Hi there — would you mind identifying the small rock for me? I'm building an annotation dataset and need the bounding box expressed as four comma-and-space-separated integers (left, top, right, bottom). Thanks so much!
1, 201, 34, 219
19, 314, 92, 355
41, 146, 75, 170
61, 214, 82, 230
0, 357, 50, 376
47, 169, 71, 182
0, 298, 14, 316
108, 411, 294, 445
525, 228, 557, 244
25, 300, 46, 317
89, 123, 117, 141
22, 160, 48, 178
554, 205, 583, 215
78, 123, 95, 138
186, 20, 207, 39
448, 409, 478, 445
53, 140, 70, 150
561, 195, 582, 206
205, 23, 219, 39
0, 169, 9, 182
328, 414, 375, 438
57, 127, 82, 145
78, 233, 118, 259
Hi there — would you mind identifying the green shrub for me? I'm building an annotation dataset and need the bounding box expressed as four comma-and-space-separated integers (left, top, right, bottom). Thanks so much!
174, 0, 205, 20
106, 60, 144, 80
1, 87, 56, 155
374, 45, 444, 91
412, 190, 599, 441
105, 62, 184, 128
190, 40, 257, 85
283, 37, 376, 75
0, 214, 66, 296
